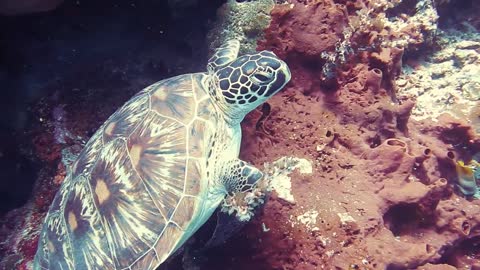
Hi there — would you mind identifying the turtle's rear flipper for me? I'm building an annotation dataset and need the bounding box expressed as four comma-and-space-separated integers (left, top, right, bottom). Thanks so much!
204, 209, 247, 249
180, 209, 246, 269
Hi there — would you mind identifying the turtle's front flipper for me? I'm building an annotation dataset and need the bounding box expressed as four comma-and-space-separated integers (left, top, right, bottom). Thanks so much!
207, 40, 240, 72
218, 159, 265, 222
221, 159, 263, 194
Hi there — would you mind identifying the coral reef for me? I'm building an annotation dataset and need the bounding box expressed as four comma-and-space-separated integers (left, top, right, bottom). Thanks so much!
207, 0, 275, 54
223, 0, 480, 269
231, 69, 480, 269
397, 26, 480, 123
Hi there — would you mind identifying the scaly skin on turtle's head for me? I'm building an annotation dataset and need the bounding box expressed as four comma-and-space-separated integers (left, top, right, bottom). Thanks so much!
212, 50, 291, 123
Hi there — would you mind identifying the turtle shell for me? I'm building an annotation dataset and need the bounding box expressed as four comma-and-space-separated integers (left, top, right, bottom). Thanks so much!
34, 73, 217, 270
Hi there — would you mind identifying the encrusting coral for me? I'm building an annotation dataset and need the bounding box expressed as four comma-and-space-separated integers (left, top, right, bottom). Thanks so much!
207, 0, 275, 54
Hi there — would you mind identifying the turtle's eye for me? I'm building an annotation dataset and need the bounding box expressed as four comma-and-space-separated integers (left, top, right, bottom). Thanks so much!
251, 70, 274, 85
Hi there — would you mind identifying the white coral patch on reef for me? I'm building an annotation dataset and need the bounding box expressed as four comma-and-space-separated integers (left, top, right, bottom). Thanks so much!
397, 26, 480, 122
207, 0, 275, 54
268, 174, 295, 203
383, 0, 438, 48
264, 157, 313, 203
337, 212, 356, 225
296, 210, 320, 232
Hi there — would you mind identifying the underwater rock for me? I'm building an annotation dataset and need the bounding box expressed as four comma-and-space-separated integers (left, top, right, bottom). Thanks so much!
419, 263, 457, 270
397, 27, 480, 122
258, 0, 346, 94
207, 0, 275, 54
229, 1, 480, 269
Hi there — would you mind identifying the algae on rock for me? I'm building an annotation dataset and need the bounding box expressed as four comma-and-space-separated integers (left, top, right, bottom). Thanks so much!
396, 25, 480, 124
207, 0, 275, 54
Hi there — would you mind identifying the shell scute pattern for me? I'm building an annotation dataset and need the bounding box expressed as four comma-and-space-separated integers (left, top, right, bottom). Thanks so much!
153, 223, 184, 263
189, 119, 207, 158
64, 178, 115, 269
103, 94, 150, 144
127, 111, 187, 220
192, 74, 209, 101
170, 196, 197, 230
39, 211, 74, 269
72, 126, 105, 178
89, 138, 164, 268
150, 75, 196, 124
196, 98, 216, 120
184, 158, 202, 196
137, 80, 162, 95
35, 175, 77, 269
73, 91, 149, 178
130, 249, 160, 270
50, 174, 74, 212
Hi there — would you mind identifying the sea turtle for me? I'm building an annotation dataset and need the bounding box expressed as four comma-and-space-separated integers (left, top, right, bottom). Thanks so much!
33, 40, 291, 270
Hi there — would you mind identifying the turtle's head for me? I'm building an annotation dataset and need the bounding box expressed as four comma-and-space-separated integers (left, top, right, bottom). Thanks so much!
211, 50, 291, 123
